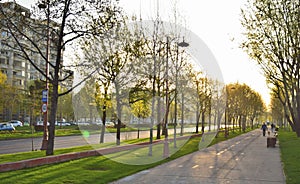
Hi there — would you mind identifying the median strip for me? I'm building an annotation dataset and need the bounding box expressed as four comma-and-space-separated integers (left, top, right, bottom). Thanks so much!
0, 134, 201, 172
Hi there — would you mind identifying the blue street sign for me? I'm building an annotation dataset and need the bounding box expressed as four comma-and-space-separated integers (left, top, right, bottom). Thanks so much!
42, 89, 48, 102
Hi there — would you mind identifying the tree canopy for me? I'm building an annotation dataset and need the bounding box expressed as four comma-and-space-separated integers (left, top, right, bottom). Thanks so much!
241, 0, 300, 136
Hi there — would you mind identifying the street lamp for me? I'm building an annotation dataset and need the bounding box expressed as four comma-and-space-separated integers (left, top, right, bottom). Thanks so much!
39, 0, 50, 150
163, 36, 189, 156
173, 38, 189, 148
163, 36, 170, 158
178, 37, 189, 47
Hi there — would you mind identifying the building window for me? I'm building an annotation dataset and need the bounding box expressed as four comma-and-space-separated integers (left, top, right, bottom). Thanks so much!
0, 58, 6, 64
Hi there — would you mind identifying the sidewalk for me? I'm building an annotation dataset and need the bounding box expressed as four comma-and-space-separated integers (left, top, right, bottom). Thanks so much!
112, 129, 286, 184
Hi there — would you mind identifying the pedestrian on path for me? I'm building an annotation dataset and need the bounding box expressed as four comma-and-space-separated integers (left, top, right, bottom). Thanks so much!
261, 122, 268, 136
271, 123, 275, 133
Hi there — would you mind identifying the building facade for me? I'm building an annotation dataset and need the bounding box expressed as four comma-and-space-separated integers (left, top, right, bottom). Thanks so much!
0, 1, 71, 90
0, 1, 73, 122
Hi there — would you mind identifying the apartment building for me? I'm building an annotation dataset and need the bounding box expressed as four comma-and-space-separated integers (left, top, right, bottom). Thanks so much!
0, 1, 72, 90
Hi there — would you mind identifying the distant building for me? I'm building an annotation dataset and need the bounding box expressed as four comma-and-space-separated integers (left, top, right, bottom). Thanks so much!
0, 1, 73, 121
0, 1, 73, 90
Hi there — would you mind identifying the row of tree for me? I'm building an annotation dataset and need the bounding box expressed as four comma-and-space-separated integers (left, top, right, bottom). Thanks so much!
1, 0, 267, 156
71, 10, 266, 152
226, 83, 265, 132
241, 0, 300, 136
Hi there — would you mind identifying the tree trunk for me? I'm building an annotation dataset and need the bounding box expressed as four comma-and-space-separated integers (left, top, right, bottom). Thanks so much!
149, 75, 156, 156
239, 116, 242, 132
195, 103, 200, 133
201, 111, 205, 134
295, 122, 300, 137
208, 106, 211, 132
250, 117, 254, 129
242, 115, 246, 132
100, 86, 108, 143
46, 80, 58, 156
156, 97, 161, 139
180, 91, 184, 136
115, 82, 121, 145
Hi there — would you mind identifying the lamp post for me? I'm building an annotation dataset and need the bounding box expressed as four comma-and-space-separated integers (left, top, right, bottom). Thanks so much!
224, 92, 228, 138
163, 36, 189, 156
163, 36, 170, 158
39, 0, 50, 150
173, 38, 189, 148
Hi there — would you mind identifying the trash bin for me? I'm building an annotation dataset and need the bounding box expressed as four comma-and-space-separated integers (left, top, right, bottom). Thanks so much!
267, 137, 276, 147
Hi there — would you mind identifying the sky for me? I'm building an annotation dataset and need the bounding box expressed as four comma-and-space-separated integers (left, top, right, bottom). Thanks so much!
17, 0, 270, 106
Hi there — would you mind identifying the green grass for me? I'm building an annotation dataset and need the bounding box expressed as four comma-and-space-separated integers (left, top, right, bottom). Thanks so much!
0, 143, 115, 164
0, 126, 82, 140
0, 137, 202, 184
0, 137, 157, 164
0, 129, 246, 184
278, 130, 300, 184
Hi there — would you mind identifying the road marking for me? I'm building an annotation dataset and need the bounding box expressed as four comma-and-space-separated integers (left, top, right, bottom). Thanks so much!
217, 150, 225, 155
216, 148, 229, 156
192, 165, 199, 169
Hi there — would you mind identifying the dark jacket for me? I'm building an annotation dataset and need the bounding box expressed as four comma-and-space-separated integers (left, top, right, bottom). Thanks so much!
261, 124, 267, 131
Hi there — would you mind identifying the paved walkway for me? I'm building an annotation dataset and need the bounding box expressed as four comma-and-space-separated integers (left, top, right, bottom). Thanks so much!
111, 129, 285, 184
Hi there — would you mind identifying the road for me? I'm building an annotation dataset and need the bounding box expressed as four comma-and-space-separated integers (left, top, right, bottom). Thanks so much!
0, 127, 210, 154
0, 130, 149, 154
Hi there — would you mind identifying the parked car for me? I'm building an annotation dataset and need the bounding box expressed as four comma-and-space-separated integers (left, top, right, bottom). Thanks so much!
55, 121, 71, 126
8, 120, 23, 127
105, 121, 115, 128
0, 123, 15, 131
35, 121, 49, 126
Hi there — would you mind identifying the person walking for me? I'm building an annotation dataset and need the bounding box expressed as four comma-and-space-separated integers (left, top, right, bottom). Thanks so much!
261, 123, 268, 136
271, 123, 275, 133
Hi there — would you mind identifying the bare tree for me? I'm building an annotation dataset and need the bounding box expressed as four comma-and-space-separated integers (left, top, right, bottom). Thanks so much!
0, 0, 121, 155
77, 17, 145, 145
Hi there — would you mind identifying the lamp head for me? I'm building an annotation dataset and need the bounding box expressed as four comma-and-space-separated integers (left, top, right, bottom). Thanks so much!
178, 37, 189, 47
178, 41, 189, 47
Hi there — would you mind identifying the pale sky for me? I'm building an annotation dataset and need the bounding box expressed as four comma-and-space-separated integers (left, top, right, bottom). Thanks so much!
18, 0, 270, 106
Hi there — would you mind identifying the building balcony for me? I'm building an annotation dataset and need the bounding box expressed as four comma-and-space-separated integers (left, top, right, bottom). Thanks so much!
13, 65, 25, 70
0, 63, 8, 68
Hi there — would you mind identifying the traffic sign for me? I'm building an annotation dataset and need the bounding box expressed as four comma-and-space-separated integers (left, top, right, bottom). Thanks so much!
42, 90, 48, 102
42, 103, 47, 113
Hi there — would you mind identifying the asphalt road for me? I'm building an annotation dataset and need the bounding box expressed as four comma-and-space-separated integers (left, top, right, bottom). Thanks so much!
0, 127, 202, 154
0, 130, 151, 154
